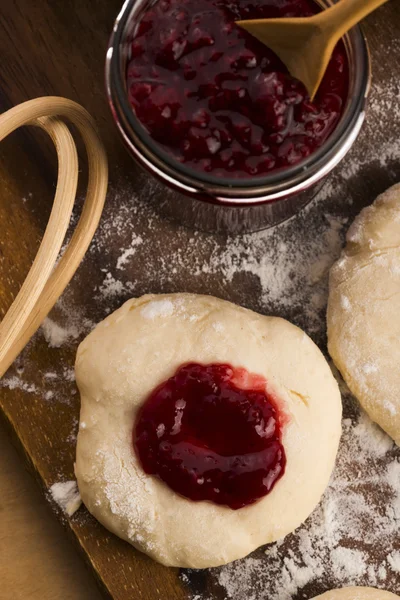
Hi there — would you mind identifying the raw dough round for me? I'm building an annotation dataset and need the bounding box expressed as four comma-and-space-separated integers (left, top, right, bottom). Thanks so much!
75, 293, 341, 568
312, 587, 400, 600
328, 183, 400, 445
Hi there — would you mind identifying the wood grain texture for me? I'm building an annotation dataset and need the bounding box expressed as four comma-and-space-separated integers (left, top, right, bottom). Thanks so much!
0, 1, 400, 600
0, 432, 104, 600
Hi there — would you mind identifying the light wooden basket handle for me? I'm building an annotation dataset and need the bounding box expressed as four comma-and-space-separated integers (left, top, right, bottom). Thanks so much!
0, 97, 108, 378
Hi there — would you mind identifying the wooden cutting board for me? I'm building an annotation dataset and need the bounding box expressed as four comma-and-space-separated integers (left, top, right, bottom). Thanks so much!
1, 2, 399, 600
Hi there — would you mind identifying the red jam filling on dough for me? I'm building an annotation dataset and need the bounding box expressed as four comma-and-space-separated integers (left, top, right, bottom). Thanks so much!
126, 0, 349, 178
134, 363, 286, 509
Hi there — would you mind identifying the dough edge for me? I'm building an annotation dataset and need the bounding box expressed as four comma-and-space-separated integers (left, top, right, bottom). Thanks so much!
327, 183, 400, 446
312, 587, 400, 600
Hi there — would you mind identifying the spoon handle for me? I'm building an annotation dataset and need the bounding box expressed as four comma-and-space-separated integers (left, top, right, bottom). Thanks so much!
319, 0, 390, 40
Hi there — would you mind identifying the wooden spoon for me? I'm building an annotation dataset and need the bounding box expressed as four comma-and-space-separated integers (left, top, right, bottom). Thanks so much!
237, 0, 389, 100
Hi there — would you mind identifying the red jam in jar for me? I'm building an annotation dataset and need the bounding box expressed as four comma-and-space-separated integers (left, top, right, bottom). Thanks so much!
126, 0, 349, 178
134, 363, 286, 509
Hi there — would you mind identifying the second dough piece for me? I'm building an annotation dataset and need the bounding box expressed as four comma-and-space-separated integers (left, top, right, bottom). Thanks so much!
328, 183, 400, 445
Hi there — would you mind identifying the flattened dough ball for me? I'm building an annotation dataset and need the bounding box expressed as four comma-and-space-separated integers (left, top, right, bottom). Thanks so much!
312, 587, 400, 600
75, 293, 341, 568
328, 183, 400, 445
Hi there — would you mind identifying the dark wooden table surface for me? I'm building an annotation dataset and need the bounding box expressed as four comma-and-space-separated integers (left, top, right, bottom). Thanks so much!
1, 1, 400, 600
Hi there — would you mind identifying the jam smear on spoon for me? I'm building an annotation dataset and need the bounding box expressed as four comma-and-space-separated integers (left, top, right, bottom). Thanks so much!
134, 363, 286, 509
127, 0, 349, 178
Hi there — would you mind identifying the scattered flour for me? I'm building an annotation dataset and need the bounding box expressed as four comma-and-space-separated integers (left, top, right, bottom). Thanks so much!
98, 271, 136, 300
99, 272, 128, 298
64, 368, 76, 382
329, 547, 367, 578
206, 415, 398, 600
351, 411, 395, 457
0, 377, 38, 394
116, 247, 136, 270
44, 372, 58, 380
41, 317, 78, 348
388, 551, 400, 573
49, 480, 81, 517
116, 234, 143, 270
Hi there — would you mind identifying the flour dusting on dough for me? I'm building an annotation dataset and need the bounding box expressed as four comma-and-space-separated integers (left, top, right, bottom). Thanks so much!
141, 299, 175, 319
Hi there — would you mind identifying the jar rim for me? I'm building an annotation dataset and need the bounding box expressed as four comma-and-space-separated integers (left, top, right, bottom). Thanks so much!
106, 0, 371, 203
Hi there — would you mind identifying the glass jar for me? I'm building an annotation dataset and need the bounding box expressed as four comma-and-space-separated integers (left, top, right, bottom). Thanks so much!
106, 0, 371, 234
